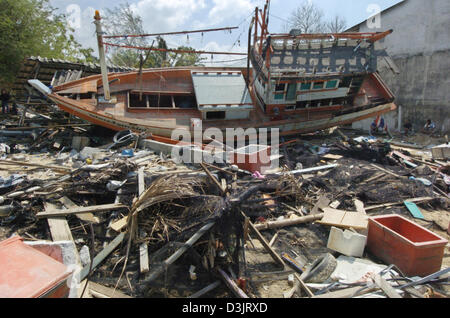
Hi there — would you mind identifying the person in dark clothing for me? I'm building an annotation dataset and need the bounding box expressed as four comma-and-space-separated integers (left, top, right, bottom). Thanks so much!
403, 121, 412, 136
0, 89, 11, 114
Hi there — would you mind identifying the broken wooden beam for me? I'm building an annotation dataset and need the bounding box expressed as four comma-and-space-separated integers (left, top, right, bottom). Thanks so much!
36, 203, 127, 218
244, 212, 286, 268
88, 282, 132, 298
138, 222, 215, 292
58, 196, 100, 224
373, 274, 402, 298
188, 281, 222, 298
217, 267, 249, 298
139, 243, 149, 274
200, 163, 227, 196
43, 202, 81, 267
44, 202, 75, 242
80, 232, 125, 281
275, 164, 338, 176
254, 213, 324, 231
312, 286, 377, 298
110, 216, 128, 233
0, 159, 72, 172
294, 273, 314, 297
365, 197, 435, 211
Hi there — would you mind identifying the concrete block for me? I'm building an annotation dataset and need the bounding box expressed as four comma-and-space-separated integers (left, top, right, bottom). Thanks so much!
72, 136, 90, 152
327, 227, 367, 258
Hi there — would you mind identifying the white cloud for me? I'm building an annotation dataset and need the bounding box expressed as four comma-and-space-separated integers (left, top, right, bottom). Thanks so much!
208, 0, 257, 25
72, 7, 97, 53
131, 0, 207, 32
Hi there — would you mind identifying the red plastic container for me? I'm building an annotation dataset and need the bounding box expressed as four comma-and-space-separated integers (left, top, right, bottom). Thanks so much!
0, 237, 72, 298
367, 214, 448, 277
229, 145, 271, 173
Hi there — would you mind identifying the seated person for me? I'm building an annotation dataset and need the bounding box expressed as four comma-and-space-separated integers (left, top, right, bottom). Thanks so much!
422, 119, 436, 135
403, 121, 412, 136
370, 116, 388, 135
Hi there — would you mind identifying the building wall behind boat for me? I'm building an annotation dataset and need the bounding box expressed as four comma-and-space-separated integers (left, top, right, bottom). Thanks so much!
351, 0, 450, 134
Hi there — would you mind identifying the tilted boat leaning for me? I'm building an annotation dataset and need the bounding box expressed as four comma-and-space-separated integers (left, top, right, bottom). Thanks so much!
29, 1, 397, 143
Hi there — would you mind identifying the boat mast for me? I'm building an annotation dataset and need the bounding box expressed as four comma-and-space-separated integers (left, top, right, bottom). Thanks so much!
94, 10, 111, 101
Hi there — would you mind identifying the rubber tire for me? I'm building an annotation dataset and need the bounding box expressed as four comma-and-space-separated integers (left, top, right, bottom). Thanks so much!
113, 130, 137, 146
301, 253, 337, 283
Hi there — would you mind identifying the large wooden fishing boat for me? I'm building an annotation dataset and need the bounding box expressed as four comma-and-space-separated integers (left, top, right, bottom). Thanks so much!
29, 1, 397, 143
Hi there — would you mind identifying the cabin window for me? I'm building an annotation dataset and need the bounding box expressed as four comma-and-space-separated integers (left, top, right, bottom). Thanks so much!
285, 105, 295, 111
313, 82, 324, 90
129, 93, 148, 108
148, 94, 172, 108
286, 83, 297, 101
174, 96, 197, 109
296, 101, 308, 109
326, 80, 338, 89
79, 93, 93, 99
274, 93, 285, 100
300, 82, 311, 91
275, 83, 286, 92
206, 111, 226, 120
339, 77, 352, 88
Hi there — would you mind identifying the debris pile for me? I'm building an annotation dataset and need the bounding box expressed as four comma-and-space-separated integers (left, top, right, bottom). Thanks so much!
0, 111, 449, 299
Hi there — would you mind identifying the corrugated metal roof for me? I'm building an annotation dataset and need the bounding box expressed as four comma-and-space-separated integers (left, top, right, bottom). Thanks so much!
191, 71, 252, 110
12, 56, 136, 101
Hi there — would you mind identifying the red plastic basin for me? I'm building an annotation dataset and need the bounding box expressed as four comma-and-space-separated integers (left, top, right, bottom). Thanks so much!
367, 214, 448, 277
0, 237, 72, 298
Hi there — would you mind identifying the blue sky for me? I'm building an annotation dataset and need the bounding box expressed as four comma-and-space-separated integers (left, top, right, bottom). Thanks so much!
50, 0, 403, 65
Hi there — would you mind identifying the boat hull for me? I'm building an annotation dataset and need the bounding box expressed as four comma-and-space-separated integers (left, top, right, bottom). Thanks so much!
48, 93, 396, 140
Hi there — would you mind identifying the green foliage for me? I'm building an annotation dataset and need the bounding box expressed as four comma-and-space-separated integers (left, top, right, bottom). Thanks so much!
0, 0, 95, 85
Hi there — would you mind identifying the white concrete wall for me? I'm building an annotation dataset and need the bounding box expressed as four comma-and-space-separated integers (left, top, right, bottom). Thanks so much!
359, 0, 450, 57
352, 0, 450, 133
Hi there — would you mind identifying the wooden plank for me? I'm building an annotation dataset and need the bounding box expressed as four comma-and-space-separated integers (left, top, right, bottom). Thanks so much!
140, 222, 215, 287
200, 163, 226, 195
137, 167, 148, 274
322, 154, 343, 160
245, 212, 286, 268
80, 232, 125, 281
373, 274, 402, 298
188, 281, 222, 298
58, 196, 100, 223
138, 167, 145, 196
312, 286, 376, 298
255, 213, 324, 231
37, 203, 127, 218
217, 268, 249, 298
44, 202, 81, 269
294, 273, 314, 297
139, 243, 149, 274
110, 216, 128, 232
0, 159, 71, 172
317, 208, 368, 230
44, 202, 75, 242
365, 197, 434, 211
88, 282, 132, 298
